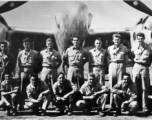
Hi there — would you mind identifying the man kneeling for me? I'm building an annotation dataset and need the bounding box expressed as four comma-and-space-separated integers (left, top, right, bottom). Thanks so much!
76, 73, 109, 117
109, 73, 138, 116
26, 73, 51, 116
53, 72, 81, 116
0, 74, 19, 116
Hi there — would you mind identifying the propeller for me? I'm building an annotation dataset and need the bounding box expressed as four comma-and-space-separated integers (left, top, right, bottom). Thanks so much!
123, 0, 152, 16
0, 1, 27, 14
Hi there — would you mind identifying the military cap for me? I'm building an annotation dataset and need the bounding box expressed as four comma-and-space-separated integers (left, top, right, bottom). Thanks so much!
136, 32, 145, 39
22, 38, 30, 42
46, 38, 53, 43
0, 40, 8, 46
112, 33, 121, 38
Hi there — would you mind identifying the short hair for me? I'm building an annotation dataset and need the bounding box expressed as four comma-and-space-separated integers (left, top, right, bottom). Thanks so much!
112, 33, 121, 39
23, 38, 30, 43
87, 72, 95, 80
0, 41, 8, 46
4, 73, 10, 77
57, 72, 65, 78
122, 73, 131, 79
95, 38, 102, 42
136, 32, 145, 39
46, 38, 53, 43
30, 73, 38, 80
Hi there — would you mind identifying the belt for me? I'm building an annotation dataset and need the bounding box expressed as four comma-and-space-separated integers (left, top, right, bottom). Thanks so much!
110, 61, 124, 64
43, 66, 56, 69
70, 65, 82, 68
90, 65, 105, 68
20, 66, 33, 68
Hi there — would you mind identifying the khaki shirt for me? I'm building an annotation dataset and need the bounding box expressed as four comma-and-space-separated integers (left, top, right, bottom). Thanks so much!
40, 49, 61, 68
107, 44, 128, 63
131, 43, 152, 65
17, 49, 38, 67
53, 79, 72, 97
63, 46, 88, 67
80, 82, 106, 96
1, 80, 19, 95
89, 48, 107, 66
26, 81, 48, 102
113, 81, 137, 102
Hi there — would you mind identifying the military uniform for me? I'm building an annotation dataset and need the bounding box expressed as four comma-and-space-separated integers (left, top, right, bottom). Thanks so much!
89, 48, 107, 85
63, 46, 88, 88
0, 79, 19, 113
40, 49, 61, 82
76, 82, 108, 111
112, 81, 138, 115
131, 43, 151, 110
53, 79, 81, 112
26, 81, 51, 111
0, 52, 15, 84
16, 49, 38, 105
107, 44, 128, 88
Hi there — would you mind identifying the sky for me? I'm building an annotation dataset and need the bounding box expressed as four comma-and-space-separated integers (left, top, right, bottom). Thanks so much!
1, 1, 152, 31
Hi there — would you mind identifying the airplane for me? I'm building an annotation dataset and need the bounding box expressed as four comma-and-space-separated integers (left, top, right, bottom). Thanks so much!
0, 0, 152, 59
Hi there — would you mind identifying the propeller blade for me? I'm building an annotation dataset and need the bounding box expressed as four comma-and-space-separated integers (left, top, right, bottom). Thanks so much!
123, 0, 152, 16
0, 1, 27, 14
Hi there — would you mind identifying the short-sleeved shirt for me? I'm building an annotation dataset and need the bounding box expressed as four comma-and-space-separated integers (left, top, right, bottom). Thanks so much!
107, 44, 128, 62
63, 46, 88, 67
131, 43, 152, 65
89, 48, 107, 66
53, 79, 72, 97
1, 80, 19, 93
26, 81, 49, 101
17, 49, 38, 67
80, 82, 106, 96
113, 81, 137, 101
40, 49, 61, 68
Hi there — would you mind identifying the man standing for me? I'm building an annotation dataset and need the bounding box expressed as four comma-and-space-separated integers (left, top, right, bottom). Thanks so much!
0, 41, 15, 85
131, 32, 151, 114
15, 38, 38, 109
76, 73, 109, 117
89, 38, 107, 85
0, 74, 19, 116
40, 38, 61, 83
26, 73, 51, 116
109, 73, 138, 116
107, 33, 128, 109
63, 34, 88, 88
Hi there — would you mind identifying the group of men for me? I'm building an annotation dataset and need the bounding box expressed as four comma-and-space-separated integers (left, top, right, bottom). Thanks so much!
0, 32, 151, 117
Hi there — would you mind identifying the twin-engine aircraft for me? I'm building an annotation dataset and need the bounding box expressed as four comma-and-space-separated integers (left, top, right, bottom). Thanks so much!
0, 1, 152, 58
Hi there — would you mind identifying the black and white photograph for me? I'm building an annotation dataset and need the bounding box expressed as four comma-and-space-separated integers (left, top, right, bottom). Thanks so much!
0, 0, 152, 120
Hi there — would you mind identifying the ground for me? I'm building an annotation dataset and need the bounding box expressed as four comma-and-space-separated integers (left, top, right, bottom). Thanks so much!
1, 63, 152, 120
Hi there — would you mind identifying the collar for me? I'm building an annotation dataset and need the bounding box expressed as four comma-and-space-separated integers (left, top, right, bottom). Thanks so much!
23, 49, 32, 55
93, 48, 103, 52
45, 48, 54, 53
29, 83, 37, 89
73, 46, 80, 50
113, 44, 122, 50
137, 43, 146, 49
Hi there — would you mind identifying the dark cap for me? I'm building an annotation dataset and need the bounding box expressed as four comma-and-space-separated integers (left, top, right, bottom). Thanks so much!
136, 32, 145, 39
112, 33, 121, 38
0, 40, 8, 46
46, 38, 53, 43
23, 38, 30, 42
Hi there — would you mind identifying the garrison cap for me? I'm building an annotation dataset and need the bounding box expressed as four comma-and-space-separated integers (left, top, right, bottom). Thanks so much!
22, 38, 30, 42
46, 38, 53, 43
136, 32, 145, 38
0, 40, 8, 46
112, 33, 121, 38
